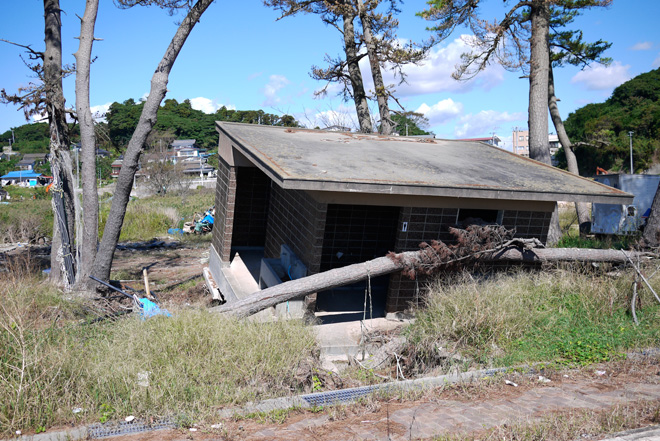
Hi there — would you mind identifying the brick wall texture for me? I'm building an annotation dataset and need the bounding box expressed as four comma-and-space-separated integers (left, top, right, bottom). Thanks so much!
264, 186, 327, 274
211, 158, 236, 262
385, 207, 552, 312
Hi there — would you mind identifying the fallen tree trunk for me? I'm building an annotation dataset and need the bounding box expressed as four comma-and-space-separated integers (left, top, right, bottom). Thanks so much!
210, 246, 653, 319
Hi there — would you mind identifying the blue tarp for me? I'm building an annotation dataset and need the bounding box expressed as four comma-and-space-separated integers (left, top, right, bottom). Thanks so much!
1, 171, 42, 179
138, 298, 171, 319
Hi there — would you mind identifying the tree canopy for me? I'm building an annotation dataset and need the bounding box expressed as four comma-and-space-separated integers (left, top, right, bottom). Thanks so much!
106, 98, 301, 149
559, 68, 660, 175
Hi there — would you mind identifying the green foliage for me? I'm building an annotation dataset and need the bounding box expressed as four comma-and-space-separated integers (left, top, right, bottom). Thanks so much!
391, 112, 431, 136
406, 269, 660, 369
0, 189, 53, 243
106, 98, 301, 151
563, 68, 660, 174
0, 123, 49, 153
98, 188, 215, 241
0, 157, 20, 177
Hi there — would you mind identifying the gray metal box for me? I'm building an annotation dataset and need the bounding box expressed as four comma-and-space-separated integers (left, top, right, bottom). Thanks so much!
591, 174, 660, 235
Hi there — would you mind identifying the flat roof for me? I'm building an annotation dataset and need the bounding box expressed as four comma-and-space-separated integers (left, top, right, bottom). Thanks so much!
216, 122, 633, 204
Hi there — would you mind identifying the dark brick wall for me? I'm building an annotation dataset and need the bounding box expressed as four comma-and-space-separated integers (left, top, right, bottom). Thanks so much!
320, 204, 399, 271
211, 158, 237, 263
264, 187, 327, 274
385, 206, 552, 312
232, 167, 271, 247
501, 210, 552, 243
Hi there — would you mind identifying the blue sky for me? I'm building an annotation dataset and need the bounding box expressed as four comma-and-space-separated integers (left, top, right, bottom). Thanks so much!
1, 0, 659, 151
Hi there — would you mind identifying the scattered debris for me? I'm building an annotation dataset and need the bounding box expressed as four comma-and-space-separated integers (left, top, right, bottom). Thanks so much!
137, 371, 150, 388
72, 407, 83, 414
538, 376, 552, 383
125, 416, 135, 422
505, 380, 518, 387
595, 370, 607, 376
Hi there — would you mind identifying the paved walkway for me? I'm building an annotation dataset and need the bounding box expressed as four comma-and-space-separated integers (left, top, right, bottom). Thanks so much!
243, 379, 660, 440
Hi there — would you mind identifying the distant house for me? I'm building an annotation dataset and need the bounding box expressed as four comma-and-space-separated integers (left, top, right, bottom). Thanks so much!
456, 136, 501, 147
1, 170, 43, 187
22, 153, 48, 163
17, 159, 36, 171
171, 139, 197, 150
71, 144, 111, 157
111, 159, 123, 177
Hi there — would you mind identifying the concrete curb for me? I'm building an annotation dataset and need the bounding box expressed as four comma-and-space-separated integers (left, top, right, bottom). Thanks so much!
593, 425, 660, 441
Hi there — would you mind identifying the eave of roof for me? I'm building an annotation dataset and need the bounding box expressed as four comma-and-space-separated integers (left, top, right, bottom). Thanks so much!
216, 122, 633, 205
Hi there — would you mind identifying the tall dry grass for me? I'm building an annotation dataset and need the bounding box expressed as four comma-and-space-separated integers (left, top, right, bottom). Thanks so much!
0, 266, 317, 435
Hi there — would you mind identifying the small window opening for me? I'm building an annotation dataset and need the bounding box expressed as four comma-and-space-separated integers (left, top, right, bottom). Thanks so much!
457, 209, 501, 226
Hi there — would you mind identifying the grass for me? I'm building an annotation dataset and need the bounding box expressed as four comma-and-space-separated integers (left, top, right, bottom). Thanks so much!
432, 399, 660, 440
0, 187, 53, 243
99, 188, 215, 242
405, 268, 660, 371
1, 186, 215, 244
0, 268, 317, 435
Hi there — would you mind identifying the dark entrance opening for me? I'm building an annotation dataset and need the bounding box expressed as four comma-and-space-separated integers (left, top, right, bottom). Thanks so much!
317, 204, 400, 323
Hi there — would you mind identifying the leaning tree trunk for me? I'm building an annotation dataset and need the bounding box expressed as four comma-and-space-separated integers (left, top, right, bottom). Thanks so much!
356, 0, 392, 135
343, 9, 373, 133
528, 1, 560, 244
643, 188, 660, 247
548, 60, 591, 231
73, 0, 100, 291
44, 0, 77, 288
90, 0, 214, 285
211, 247, 651, 319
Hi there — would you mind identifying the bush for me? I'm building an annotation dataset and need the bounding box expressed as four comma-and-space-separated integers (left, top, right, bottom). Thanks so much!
406, 268, 660, 370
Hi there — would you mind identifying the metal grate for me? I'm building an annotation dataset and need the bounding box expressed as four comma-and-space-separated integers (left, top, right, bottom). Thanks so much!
302, 385, 377, 407
87, 418, 175, 438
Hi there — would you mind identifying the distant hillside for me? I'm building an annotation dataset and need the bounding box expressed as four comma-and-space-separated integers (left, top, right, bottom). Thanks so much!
560, 68, 660, 175
1, 100, 301, 153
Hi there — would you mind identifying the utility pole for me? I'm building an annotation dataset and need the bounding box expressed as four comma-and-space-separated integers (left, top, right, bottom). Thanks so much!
629, 131, 634, 174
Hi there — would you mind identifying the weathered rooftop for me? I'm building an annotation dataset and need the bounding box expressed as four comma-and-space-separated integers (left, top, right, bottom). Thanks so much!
216, 122, 632, 204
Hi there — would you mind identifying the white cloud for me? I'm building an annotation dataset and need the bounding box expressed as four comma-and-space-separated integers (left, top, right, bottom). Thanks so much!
571, 61, 631, 91
360, 36, 506, 97
453, 110, 524, 138
415, 99, 463, 126
189, 97, 220, 114
300, 103, 358, 130
90, 102, 112, 122
653, 53, 660, 68
261, 74, 290, 107
630, 41, 652, 51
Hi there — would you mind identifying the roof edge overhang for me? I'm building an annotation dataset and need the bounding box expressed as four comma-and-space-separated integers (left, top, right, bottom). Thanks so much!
215, 121, 634, 205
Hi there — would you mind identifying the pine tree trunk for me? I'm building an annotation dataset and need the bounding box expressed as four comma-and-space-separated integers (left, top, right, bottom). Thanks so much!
356, 0, 392, 135
211, 248, 649, 319
528, 1, 559, 244
90, 0, 214, 285
343, 9, 373, 133
527, 0, 551, 165
73, 0, 100, 291
548, 60, 591, 231
44, 0, 76, 288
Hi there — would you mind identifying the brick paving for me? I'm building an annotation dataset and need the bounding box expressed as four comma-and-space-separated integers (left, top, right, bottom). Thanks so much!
240, 381, 660, 440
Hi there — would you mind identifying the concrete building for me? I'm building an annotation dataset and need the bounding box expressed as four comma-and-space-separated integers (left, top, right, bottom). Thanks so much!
208, 123, 631, 318
512, 129, 561, 160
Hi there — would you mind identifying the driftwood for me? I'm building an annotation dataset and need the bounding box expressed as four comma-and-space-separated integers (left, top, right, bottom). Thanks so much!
210, 244, 654, 319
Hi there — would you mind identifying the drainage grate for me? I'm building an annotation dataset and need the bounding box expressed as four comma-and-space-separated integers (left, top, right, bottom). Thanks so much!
87, 418, 175, 438
302, 385, 378, 407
